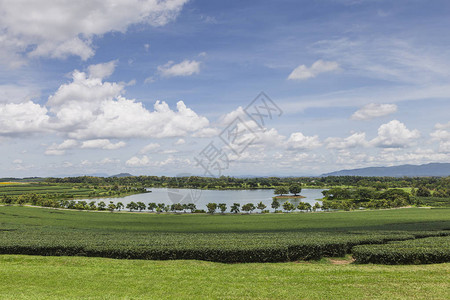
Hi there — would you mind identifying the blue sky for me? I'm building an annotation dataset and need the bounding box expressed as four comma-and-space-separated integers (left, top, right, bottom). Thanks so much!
0, 0, 449, 177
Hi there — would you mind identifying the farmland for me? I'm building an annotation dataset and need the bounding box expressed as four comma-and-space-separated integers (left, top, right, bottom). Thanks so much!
0, 182, 146, 203
0, 206, 449, 263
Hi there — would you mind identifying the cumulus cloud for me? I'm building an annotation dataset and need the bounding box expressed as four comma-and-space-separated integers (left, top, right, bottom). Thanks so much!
0, 101, 49, 135
191, 127, 220, 138
45, 139, 79, 156
174, 138, 186, 145
158, 60, 200, 77
286, 132, 322, 150
435, 121, 450, 129
0, 0, 188, 66
326, 132, 368, 149
1, 62, 211, 146
371, 120, 420, 148
81, 139, 126, 150
139, 143, 161, 154
431, 122, 450, 153
351, 103, 397, 120
126, 155, 150, 167
47, 65, 210, 139
288, 60, 339, 80
126, 155, 189, 167
87, 61, 117, 80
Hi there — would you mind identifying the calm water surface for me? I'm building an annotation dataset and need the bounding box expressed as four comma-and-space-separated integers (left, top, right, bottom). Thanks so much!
85, 188, 324, 212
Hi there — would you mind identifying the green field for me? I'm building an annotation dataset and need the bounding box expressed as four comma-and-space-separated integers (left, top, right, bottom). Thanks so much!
0, 206, 449, 263
0, 255, 448, 299
1, 206, 449, 299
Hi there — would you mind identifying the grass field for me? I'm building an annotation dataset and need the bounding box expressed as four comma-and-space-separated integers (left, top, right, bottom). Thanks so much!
0, 255, 448, 299
0, 206, 449, 263
0, 206, 449, 299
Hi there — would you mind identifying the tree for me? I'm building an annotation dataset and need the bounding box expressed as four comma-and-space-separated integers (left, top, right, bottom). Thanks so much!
116, 202, 124, 211
416, 186, 431, 197
242, 203, 255, 213
173, 203, 183, 212
2, 195, 12, 205
271, 198, 280, 211
218, 203, 227, 214
289, 184, 302, 196
187, 203, 196, 213
304, 202, 312, 212
282, 201, 294, 212
88, 201, 97, 210
97, 201, 106, 211
230, 203, 240, 214
137, 202, 146, 211
147, 202, 157, 212
257, 201, 266, 213
126, 201, 137, 212
108, 202, 116, 212
313, 202, 321, 212
274, 186, 289, 196
297, 202, 306, 211
157, 203, 165, 211
206, 202, 217, 214
17, 195, 27, 206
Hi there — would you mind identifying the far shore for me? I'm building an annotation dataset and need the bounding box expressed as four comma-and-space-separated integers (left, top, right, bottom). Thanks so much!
274, 195, 306, 199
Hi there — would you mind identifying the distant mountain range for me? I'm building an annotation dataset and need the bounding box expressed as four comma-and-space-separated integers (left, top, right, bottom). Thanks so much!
109, 173, 134, 178
321, 163, 450, 177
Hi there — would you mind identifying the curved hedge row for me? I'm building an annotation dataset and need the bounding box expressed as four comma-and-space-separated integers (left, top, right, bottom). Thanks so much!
1, 230, 448, 263
352, 236, 450, 264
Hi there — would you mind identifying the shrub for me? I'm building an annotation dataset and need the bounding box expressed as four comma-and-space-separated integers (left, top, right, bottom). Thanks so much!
353, 236, 450, 264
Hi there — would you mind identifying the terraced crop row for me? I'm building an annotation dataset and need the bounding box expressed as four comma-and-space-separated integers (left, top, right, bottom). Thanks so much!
0, 206, 449, 264
353, 235, 450, 264
1, 228, 448, 263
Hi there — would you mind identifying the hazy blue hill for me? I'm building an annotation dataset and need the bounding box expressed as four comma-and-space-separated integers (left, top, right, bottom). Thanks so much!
109, 173, 134, 178
321, 163, 450, 177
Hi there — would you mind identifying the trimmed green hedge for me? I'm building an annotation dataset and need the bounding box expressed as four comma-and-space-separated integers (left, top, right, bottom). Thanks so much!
352, 236, 450, 264
1, 229, 448, 263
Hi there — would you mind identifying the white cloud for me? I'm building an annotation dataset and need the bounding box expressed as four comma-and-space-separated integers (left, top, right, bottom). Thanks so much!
288, 60, 339, 80
0, 101, 49, 135
0, 64, 211, 140
45, 139, 79, 156
191, 127, 220, 138
351, 103, 397, 120
158, 60, 200, 77
0, 0, 188, 66
81, 139, 126, 150
431, 122, 450, 153
326, 132, 368, 149
126, 155, 189, 167
435, 122, 450, 130
49, 66, 209, 139
438, 141, 450, 153
144, 77, 155, 84
139, 143, 161, 154
312, 37, 450, 84
371, 120, 420, 148
286, 132, 322, 150
174, 138, 186, 145
88, 61, 117, 80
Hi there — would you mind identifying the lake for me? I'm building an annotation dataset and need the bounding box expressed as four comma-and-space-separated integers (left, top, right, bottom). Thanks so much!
85, 188, 325, 212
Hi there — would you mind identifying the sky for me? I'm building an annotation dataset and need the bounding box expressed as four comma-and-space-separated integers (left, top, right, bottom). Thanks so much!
0, 0, 449, 178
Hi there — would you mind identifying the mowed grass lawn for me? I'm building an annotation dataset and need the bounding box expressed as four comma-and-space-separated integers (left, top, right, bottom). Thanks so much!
0, 255, 448, 299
